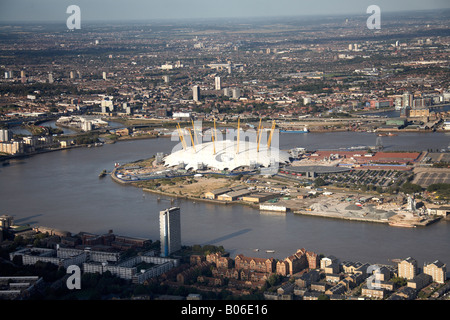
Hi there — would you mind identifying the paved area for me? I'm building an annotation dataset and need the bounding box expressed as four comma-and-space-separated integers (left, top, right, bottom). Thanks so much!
413, 167, 450, 187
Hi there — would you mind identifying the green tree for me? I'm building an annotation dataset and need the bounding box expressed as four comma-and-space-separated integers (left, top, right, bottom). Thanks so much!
314, 177, 326, 187
266, 274, 282, 287
392, 276, 407, 287
400, 182, 423, 194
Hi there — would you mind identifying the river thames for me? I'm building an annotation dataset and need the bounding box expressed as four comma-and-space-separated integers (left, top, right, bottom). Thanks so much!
1, 131, 449, 267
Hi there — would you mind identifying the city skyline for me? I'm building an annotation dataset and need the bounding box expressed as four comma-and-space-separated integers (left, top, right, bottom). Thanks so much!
0, 0, 449, 23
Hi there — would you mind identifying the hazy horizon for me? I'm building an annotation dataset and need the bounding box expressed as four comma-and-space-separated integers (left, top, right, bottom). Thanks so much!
0, 0, 449, 23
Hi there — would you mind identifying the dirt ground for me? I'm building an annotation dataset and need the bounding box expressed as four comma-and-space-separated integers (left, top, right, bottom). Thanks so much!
159, 176, 240, 198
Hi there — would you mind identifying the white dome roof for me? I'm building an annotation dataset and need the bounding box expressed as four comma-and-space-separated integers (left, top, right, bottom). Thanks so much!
163, 140, 290, 171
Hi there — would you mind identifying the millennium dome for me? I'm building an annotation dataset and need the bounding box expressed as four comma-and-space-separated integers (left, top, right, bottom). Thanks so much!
163, 139, 290, 171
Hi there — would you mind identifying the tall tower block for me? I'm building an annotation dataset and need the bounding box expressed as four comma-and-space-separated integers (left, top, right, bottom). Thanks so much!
159, 207, 181, 257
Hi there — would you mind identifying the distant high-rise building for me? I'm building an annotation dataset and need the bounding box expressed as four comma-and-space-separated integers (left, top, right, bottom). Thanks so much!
232, 88, 240, 100
227, 64, 232, 74
102, 72, 107, 80
70, 71, 75, 79
48, 73, 54, 84
160, 207, 181, 257
403, 92, 413, 107
101, 96, 114, 113
192, 85, 200, 102
214, 76, 221, 90
162, 75, 170, 83
20, 70, 26, 83
81, 121, 92, 132
0, 129, 12, 142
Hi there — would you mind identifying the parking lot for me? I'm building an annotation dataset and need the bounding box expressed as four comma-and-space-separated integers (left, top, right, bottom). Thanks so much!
414, 171, 450, 187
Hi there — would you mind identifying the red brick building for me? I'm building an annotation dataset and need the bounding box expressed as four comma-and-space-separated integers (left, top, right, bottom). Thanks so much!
276, 248, 320, 276
234, 254, 276, 274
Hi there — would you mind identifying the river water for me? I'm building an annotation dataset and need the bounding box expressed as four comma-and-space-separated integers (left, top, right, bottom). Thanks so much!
1, 131, 449, 267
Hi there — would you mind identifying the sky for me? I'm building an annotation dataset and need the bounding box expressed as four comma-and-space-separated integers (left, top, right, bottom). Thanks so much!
0, 0, 449, 23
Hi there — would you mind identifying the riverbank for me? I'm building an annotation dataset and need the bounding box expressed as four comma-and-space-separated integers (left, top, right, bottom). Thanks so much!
0, 145, 83, 161
293, 209, 442, 227
293, 210, 388, 225
103, 133, 161, 144
109, 164, 443, 229
110, 166, 258, 207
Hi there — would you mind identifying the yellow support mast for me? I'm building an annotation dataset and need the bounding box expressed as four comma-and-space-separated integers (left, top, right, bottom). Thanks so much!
257, 119, 263, 152
212, 118, 217, 155
176, 123, 187, 150
188, 128, 196, 152
191, 119, 199, 145
236, 117, 240, 154
256, 118, 262, 145
267, 120, 276, 149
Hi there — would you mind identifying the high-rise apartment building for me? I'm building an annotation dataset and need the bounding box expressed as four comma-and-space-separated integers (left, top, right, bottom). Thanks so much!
215, 76, 221, 90
403, 92, 413, 108
398, 257, 418, 280
423, 260, 447, 284
192, 85, 200, 102
20, 70, 26, 83
232, 88, 240, 99
160, 207, 181, 257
